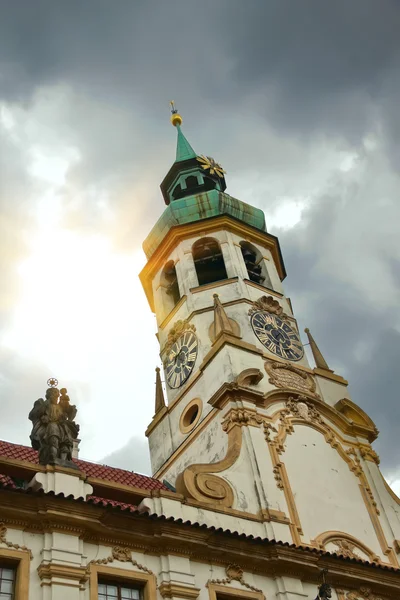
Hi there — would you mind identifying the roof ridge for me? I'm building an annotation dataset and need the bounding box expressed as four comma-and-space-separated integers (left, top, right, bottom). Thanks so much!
0, 438, 166, 490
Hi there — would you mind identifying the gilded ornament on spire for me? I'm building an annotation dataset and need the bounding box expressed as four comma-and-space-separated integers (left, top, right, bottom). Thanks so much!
196, 155, 226, 177
170, 100, 183, 127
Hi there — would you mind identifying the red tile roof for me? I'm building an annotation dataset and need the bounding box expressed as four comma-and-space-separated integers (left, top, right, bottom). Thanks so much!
0, 439, 166, 492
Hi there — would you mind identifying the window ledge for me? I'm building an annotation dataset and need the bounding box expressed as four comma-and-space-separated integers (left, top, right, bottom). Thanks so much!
243, 278, 282, 297
190, 277, 238, 294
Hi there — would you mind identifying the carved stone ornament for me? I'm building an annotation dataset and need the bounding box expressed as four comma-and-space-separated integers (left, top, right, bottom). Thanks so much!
283, 396, 323, 425
28, 384, 80, 468
346, 589, 383, 600
332, 539, 360, 559
164, 319, 196, 354
0, 522, 32, 558
265, 360, 319, 397
248, 295, 287, 318
359, 446, 380, 465
236, 368, 264, 387
208, 563, 265, 598
89, 546, 153, 574
221, 408, 264, 433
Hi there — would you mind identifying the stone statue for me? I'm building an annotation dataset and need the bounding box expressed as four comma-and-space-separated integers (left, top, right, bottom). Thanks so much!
315, 582, 332, 599
29, 385, 80, 467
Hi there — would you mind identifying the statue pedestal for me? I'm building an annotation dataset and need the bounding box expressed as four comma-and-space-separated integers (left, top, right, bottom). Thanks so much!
27, 465, 93, 500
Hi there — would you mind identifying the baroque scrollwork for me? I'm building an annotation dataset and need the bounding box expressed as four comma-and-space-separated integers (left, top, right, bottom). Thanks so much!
248, 295, 287, 318
283, 395, 323, 425
89, 546, 153, 574
164, 319, 196, 354
175, 419, 241, 508
333, 539, 360, 559
208, 564, 265, 598
312, 531, 381, 564
346, 589, 384, 600
359, 446, 380, 465
265, 360, 319, 397
222, 408, 264, 433
0, 522, 32, 559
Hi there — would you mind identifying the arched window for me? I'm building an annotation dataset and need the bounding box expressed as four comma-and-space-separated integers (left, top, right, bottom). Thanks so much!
185, 175, 198, 190
172, 183, 182, 200
240, 241, 272, 288
161, 260, 180, 311
192, 237, 228, 286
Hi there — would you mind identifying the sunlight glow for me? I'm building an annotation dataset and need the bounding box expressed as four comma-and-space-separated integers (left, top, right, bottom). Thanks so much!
268, 197, 307, 230
4, 230, 146, 380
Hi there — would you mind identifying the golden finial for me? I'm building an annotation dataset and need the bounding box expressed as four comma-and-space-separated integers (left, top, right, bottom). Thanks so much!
170, 100, 183, 127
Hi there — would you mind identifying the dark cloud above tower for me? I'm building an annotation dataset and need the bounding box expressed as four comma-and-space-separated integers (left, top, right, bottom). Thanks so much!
0, 0, 399, 486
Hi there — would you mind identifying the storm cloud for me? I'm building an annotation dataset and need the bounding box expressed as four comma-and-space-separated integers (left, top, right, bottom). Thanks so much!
0, 1, 399, 481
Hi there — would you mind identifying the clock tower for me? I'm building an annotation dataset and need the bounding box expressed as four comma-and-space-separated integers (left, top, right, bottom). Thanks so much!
139, 107, 400, 567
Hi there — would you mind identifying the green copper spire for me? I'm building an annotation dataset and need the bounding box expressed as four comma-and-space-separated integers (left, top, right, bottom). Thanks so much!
170, 101, 196, 162
175, 124, 196, 162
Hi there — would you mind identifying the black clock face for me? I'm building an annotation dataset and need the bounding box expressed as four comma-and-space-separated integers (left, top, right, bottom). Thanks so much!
165, 331, 198, 389
251, 311, 304, 361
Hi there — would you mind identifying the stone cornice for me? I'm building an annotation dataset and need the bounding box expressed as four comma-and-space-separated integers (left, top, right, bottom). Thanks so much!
0, 487, 399, 594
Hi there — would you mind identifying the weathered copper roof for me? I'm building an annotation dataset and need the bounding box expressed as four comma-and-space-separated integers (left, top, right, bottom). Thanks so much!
142, 190, 266, 258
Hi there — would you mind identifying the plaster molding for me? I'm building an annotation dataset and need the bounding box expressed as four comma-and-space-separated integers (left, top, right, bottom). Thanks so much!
221, 407, 264, 433
89, 545, 153, 574
163, 318, 196, 356
236, 368, 264, 387
359, 446, 380, 465
89, 564, 156, 600
312, 531, 381, 564
179, 398, 203, 434
37, 563, 88, 588
159, 582, 201, 599
248, 294, 287, 318
1, 491, 400, 595
207, 564, 265, 598
190, 276, 239, 294
346, 589, 385, 600
207, 583, 265, 600
0, 522, 32, 558
335, 398, 379, 440
264, 390, 378, 443
265, 395, 398, 566
265, 360, 319, 398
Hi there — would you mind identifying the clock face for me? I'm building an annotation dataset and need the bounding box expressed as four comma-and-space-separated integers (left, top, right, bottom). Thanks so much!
165, 331, 198, 389
250, 311, 304, 361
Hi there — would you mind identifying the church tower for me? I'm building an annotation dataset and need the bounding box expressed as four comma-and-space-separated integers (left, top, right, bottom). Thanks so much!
140, 106, 400, 568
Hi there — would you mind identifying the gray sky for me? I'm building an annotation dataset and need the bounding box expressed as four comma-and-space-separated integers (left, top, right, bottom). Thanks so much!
0, 1, 400, 489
